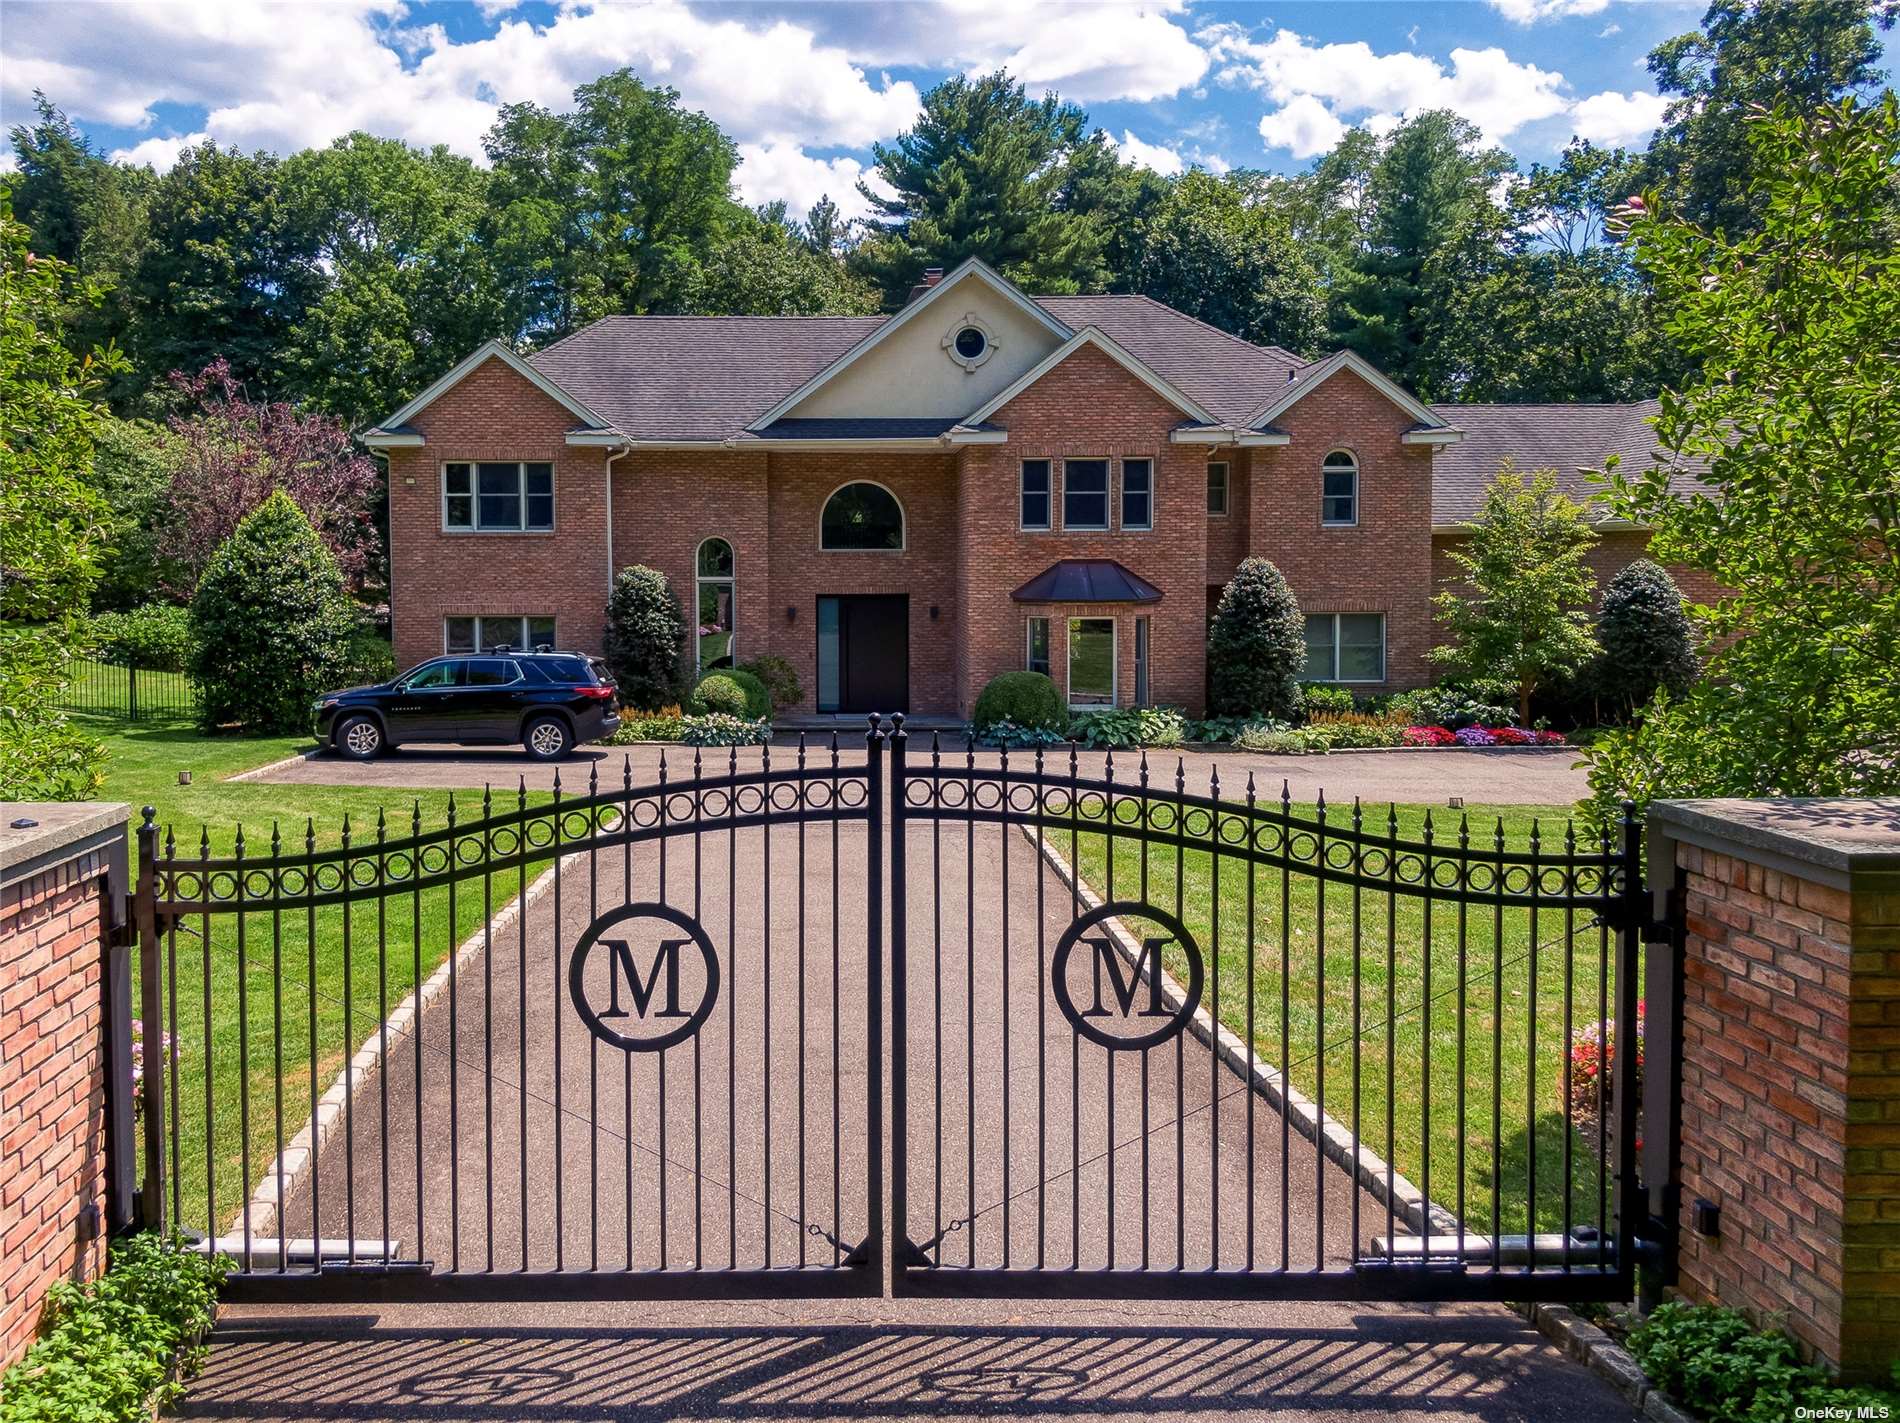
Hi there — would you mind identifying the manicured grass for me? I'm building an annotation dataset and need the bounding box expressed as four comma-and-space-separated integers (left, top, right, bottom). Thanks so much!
85, 714, 555, 1238
1068, 798, 1629, 1243
59, 656, 198, 720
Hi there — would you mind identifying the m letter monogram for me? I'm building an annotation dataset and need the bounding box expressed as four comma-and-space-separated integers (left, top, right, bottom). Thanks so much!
569, 904, 719, 1052
601, 937, 692, 1020
1051, 902, 1204, 1051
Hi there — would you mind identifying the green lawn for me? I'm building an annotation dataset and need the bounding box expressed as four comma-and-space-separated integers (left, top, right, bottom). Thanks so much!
58, 656, 198, 720
1068, 799, 1626, 1243
85, 714, 554, 1240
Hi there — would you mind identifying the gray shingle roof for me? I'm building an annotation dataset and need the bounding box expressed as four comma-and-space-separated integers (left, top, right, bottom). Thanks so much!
1430, 399, 1712, 524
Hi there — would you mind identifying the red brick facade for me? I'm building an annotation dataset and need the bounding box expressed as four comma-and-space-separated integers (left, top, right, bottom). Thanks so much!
384, 347, 1694, 719
0, 841, 114, 1368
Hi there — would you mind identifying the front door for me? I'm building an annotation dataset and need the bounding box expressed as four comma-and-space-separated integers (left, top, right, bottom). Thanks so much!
817, 595, 909, 714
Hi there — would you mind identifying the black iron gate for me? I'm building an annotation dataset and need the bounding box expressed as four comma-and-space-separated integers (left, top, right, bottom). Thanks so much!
134, 731, 883, 1300
128, 716, 1659, 1304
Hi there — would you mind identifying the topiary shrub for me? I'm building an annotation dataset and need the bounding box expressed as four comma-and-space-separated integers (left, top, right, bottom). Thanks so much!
1594, 558, 1700, 718
691, 672, 751, 718
719, 666, 773, 720
188, 490, 354, 734
90, 603, 192, 671
972, 670, 1067, 734
1208, 558, 1305, 721
604, 565, 687, 710
741, 654, 803, 715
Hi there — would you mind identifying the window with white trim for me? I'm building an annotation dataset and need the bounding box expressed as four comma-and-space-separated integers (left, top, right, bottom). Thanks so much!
1026, 617, 1050, 676
1121, 459, 1153, 531
696, 537, 735, 676
1303, 612, 1385, 682
1206, 461, 1229, 516
1067, 617, 1115, 707
1321, 451, 1358, 526
445, 615, 556, 653
1020, 460, 1051, 530
1062, 459, 1109, 531
443, 462, 554, 532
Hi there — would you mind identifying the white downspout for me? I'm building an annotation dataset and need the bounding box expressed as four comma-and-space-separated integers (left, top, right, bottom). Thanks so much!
605, 443, 630, 590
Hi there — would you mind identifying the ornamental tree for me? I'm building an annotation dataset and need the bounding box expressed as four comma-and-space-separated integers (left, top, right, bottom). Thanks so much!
1593, 558, 1699, 718
1432, 466, 1600, 725
189, 490, 355, 733
603, 565, 687, 710
1208, 558, 1306, 721
161, 359, 380, 596
1586, 97, 1900, 819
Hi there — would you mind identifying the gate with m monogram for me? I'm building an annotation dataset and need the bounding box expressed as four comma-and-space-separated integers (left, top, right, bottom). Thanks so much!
129, 717, 1659, 1305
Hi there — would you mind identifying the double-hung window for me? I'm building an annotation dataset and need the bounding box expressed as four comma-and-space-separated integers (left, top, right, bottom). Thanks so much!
1303, 613, 1385, 682
1062, 459, 1109, 531
1121, 459, 1153, 530
1321, 451, 1358, 527
443, 462, 554, 532
1020, 460, 1052, 530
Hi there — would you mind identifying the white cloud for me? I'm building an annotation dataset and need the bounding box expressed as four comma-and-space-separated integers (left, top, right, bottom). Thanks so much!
1, 0, 919, 172
1207, 25, 1570, 148
1113, 130, 1185, 176
1598, 23, 1623, 38
1258, 95, 1346, 159
109, 131, 209, 170
735, 143, 889, 222
1486, 0, 1611, 23
1568, 88, 1668, 147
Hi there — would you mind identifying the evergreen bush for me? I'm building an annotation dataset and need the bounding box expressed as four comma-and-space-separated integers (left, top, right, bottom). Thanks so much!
691, 672, 751, 718
1593, 558, 1700, 716
604, 565, 687, 710
741, 654, 803, 715
89, 603, 192, 671
187, 491, 354, 733
1208, 558, 1306, 721
972, 671, 1067, 733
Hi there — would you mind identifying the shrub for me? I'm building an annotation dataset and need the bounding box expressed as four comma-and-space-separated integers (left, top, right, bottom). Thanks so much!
0, 1231, 227, 1421
338, 627, 395, 686
973, 719, 1069, 750
1185, 715, 1251, 744
1233, 721, 1330, 754
1208, 558, 1305, 721
691, 672, 751, 718
1593, 559, 1700, 717
1567, 1001, 1643, 1134
1306, 712, 1405, 749
1628, 1301, 1899, 1423
188, 490, 354, 734
720, 666, 773, 720
89, 603, 191, 672
607, 709, 686, 743
741, 655, 803, 716
1385, 686, 1516, 730
681, 713, 771, 746
1299, 683, 1356, 716
604, 565, 686, 710
972, 671, 1066, 734
1069, 707, 1187, 749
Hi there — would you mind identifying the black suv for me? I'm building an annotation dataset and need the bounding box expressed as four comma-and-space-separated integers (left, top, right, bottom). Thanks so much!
314, 650, 619, 761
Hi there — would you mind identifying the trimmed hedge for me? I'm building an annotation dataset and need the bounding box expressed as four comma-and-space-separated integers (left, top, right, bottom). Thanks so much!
692, 668, 770, 720
89, 603, 191, 672
972, 671, 1066, 733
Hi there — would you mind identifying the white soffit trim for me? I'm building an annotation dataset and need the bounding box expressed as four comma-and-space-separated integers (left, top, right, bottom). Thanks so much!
745, 256, 1075, 430
361, 430, 424, 448
368, 339, 612, 435
565, 431, 629, 447
1242, 349, 1447, 432
962, 326, 1219, 427
1400, 428, 1465, 445
1170, 427, 1235, 445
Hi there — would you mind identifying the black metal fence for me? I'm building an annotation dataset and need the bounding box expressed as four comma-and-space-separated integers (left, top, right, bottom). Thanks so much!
61, 655, 199, 722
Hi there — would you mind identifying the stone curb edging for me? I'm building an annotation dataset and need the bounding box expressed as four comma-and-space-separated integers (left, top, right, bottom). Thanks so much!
224, 747, 325, 783
1519, 1303, 1696, 1423
1021, 823, 1461, 1241
222, 855, 566, 1246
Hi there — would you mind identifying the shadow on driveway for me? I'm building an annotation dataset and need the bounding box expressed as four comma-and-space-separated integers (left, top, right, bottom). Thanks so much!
180, 1306, 1636, 1422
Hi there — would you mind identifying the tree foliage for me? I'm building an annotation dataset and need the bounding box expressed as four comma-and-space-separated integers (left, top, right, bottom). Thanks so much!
189, 490, 356, 734
1432, 467, 1601, 724
1208, 558, 1307, 721
1586, 97, 1900, 816
1593, 559, 1700, 717
0, 186, 116, 799
603, 565, 688, 711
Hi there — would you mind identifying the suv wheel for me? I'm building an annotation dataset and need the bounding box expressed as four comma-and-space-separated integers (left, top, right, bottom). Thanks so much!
337, 714, 384, 761
524, 715, 571, 761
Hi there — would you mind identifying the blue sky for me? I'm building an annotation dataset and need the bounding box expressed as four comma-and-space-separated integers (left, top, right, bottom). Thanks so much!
3, 1, 1885, 219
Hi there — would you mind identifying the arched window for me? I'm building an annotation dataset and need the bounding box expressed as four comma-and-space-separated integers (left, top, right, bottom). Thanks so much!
820, 482, 905, 551
1321, 450, 1358, 526
696, 537, 735, 676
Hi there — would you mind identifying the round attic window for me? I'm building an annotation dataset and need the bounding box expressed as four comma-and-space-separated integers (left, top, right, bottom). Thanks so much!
942, 314, 998, 371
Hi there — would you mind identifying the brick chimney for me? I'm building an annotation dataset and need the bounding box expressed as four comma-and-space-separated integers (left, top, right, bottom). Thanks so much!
906, 266, 946, 304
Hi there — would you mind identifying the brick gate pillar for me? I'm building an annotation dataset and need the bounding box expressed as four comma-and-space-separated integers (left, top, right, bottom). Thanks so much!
0, 802, 130, 1369
1648, 798, 1900, 1383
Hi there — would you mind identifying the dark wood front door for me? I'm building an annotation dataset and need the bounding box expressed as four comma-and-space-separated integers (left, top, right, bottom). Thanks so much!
818, 595, 909, 714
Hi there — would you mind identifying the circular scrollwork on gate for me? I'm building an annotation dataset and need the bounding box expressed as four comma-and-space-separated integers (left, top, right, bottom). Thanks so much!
568, 902, 719, 1053
1051, 900, 1203, 1052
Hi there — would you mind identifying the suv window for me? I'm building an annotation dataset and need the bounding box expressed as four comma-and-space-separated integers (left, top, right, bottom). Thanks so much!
522, 655, 595, 685
466, 658, 523, 687
403, 660, 461, 689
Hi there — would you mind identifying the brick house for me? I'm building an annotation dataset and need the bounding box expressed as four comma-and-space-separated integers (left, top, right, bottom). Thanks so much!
364, 258, 1704, 719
